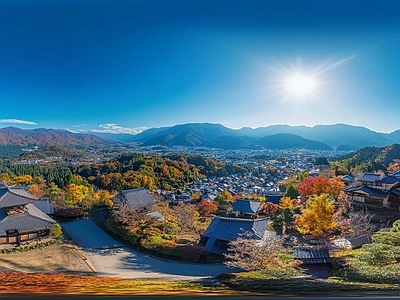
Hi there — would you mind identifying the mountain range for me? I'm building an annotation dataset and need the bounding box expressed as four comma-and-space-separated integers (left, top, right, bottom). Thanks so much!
1, 123, 400, 151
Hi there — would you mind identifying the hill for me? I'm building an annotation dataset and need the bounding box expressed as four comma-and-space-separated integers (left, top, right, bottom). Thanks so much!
0, 127, 114, 149
136, 123, 332, 150
334, 144, 400, 172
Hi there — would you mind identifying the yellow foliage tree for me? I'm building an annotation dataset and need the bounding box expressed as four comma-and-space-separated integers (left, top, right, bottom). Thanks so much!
64, 184, 91, 205
12, 175, 33, 185
296, 193, 337, 238
94, 190, 115, 207
279, 196, 295, 209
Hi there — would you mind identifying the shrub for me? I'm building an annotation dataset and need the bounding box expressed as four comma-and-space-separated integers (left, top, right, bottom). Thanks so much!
50, 224, 63, 238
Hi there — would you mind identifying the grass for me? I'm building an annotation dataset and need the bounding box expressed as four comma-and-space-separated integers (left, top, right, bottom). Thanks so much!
217, 269, 400, 295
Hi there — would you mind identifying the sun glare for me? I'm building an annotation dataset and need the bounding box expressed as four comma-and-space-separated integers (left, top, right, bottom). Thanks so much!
285, 73, 317, 97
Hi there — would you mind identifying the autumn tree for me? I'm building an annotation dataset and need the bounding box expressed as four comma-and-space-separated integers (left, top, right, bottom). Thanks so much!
173, 203, 200, 234
111, 202, 159, 244
263, 202, 278, 217
196, 199, 218, 217
93, 190, 115, 207
64, 183, 92, 206
224, 232, 291, 271
297, 176, 344, 200
214, 189, 233, 211
296, 193, 337, 238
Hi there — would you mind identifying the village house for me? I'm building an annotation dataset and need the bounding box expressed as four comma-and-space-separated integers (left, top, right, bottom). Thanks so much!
113, 187, 156, 210
199, 216, 269, 255
0, 183, 56, 245
344, 172, 400, 211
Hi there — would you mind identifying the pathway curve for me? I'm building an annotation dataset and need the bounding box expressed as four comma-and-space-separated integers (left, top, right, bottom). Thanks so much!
61, 218, 231, 281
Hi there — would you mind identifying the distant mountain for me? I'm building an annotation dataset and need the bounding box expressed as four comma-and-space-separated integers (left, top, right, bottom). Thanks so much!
0, 127, 114, 148
257, 133, 332, 150
135, 123, 332, 150
236, 124, 393, 149
2, 123, 399, 151
385, 130, 400, 143
133, 123, 400, 150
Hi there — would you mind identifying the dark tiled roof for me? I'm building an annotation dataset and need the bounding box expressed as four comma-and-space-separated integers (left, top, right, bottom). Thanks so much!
390, 171, 400, 179
293, 246, 331, 264
0, 186, 36, 208
341, 175, 355, 182
357, 186, 389, 198
201, 216, 269, 242
114, 187, 155, 210
346, 185, 389, 199
379, 175, 400, 185
265, 192, 283, 204
233, 199, 261, 213
359, 173, 381, 183
33, 198, 54, 215
0, 204, 56, 236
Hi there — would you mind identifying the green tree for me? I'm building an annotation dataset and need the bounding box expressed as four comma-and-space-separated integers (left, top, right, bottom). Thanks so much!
284, 184, 299, 199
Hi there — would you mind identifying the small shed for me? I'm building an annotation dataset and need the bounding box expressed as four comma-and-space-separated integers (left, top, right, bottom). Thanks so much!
293, 246, 331, 264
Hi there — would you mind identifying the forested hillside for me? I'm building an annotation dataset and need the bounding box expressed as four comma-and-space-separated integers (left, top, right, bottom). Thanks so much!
332, 144, 400, 173
0, 153, 249, 209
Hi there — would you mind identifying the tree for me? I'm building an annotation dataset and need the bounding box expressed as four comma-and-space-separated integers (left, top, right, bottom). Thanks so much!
336, 209, 376, 238
285, 184, 299, 199
356, 220, 400, 267
296, 193, 337, 238
173, 203, 199, 234
111, 202, 159, 244
224, 232, 287, 271
196, 199, 218, 217
315, 157, 329, 166
214, 189, 233, 211
263, 202, 278, 216
64, 183, 92, 206
297, 176, 344, 200
270, 197, 299, 234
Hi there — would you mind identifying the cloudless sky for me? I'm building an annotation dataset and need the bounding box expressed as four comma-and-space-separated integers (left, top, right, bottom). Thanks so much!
1, 0, 400, 134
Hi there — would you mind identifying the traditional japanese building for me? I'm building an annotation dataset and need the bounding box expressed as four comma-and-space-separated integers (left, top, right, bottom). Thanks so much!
0, 183, 56, 245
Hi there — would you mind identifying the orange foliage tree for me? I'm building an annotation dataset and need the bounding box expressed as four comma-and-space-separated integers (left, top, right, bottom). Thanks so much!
196, 199, 218, 217
263, 202, 278, 216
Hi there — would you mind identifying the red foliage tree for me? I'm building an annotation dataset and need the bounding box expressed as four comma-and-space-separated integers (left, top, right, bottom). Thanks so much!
196, 199, 218, 217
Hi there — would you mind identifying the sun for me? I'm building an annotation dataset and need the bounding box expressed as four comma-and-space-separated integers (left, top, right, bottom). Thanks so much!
284, 73, 318, 97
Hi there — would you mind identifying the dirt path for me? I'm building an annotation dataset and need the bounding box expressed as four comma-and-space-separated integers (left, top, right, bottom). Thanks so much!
0, 244, 94, 274
62, 219, 232, 281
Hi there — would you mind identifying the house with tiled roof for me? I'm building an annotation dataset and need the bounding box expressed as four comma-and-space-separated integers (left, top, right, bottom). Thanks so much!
113, 187, 156, 210
0, 183, 57, 245
232, 199, 261, 217
200, 216, 269, 255
344, 173, 400, 211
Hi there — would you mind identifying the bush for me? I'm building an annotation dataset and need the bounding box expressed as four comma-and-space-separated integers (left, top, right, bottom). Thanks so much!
50, 224, 63, 238
105, 217, 139, 245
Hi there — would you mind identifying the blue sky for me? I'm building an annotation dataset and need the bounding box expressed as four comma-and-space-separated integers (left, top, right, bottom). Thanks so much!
1, 0, 400, 134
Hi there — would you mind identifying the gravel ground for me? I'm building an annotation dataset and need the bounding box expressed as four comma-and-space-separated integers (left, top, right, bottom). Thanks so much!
0, 244, 94, 274
61, 218, 231, 281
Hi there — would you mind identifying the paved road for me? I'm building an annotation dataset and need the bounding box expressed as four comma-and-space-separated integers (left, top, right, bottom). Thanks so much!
61, 218, 231, 281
